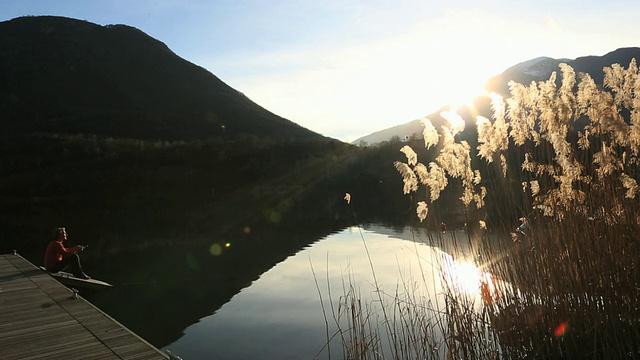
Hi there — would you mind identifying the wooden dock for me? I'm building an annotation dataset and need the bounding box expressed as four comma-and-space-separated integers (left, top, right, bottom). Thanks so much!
0, 253, 170, 360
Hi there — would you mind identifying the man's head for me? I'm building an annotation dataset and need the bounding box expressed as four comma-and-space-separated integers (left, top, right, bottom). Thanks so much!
53, 227, 67, 241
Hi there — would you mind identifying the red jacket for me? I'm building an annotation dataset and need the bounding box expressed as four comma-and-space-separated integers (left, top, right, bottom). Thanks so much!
44, 241, 74, 270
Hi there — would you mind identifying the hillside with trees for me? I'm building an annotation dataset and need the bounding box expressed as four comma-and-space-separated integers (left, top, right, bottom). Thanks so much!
0, 16, 418, 261
0, 16, 325, 141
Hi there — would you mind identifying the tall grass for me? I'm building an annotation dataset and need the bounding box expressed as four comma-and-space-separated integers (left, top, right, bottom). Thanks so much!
330, 60, 640, 358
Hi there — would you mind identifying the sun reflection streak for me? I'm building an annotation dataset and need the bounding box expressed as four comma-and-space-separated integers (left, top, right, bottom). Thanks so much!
444, 259, 479, 293
442, 258, 500, 302
455, 261, 480, 293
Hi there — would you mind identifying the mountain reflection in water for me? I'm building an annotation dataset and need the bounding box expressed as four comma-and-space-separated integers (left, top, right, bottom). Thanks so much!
144, 225, 490, 360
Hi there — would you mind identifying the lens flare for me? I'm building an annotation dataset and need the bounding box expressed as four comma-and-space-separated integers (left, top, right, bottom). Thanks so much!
554, 322, 568, 337
265, 209, 282, 223
209, 243, 223, 256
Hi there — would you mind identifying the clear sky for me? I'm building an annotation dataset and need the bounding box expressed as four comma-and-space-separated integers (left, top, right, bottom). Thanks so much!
3, 1, 640, 141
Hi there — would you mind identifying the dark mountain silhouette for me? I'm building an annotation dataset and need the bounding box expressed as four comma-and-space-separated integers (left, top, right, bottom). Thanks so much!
0, 16, 410, 348
355, 47, 640, 145
0, 16, 325, 141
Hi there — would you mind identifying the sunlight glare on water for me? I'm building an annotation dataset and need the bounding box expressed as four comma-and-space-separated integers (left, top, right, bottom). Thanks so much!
445, 260, 482, 294
163, 225, 497, 359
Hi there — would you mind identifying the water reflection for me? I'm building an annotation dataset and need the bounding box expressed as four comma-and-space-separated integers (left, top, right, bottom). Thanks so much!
162, 225, 501, 359
445, 260, 484, 294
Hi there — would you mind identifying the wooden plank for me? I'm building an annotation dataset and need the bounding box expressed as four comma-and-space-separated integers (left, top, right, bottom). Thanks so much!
23, 341, 112, 360
0, 254, 169, 360
4, 335, 96, 359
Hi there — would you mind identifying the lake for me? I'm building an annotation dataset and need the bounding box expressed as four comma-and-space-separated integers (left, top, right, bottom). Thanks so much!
157, 225, 489, 359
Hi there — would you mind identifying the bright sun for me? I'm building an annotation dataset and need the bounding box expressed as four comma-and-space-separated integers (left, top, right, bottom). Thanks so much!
451, 87, 488, 113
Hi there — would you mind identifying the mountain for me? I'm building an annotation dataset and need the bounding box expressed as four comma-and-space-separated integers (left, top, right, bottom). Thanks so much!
0, 16, 326, 141
0, 16, 365, 249
354, 47, 640, 145
350, 111, 440, 146
486, 47, 640, 96
484, 56, 569, 96
0, 15, 370, 259
0, 15, 416, 348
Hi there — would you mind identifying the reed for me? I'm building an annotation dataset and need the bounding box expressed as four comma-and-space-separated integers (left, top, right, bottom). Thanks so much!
330, 60, 640, 358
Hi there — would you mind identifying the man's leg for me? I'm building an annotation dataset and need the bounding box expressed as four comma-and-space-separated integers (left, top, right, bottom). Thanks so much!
67, 254, 90, 279
49, 257, 70, 273
53, 254, 89, 279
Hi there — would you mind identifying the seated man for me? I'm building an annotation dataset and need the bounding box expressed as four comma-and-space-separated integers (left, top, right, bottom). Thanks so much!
44, 227, 90, 279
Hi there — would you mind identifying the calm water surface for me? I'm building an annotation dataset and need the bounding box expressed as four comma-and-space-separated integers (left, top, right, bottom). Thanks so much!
163, 225, 487, 359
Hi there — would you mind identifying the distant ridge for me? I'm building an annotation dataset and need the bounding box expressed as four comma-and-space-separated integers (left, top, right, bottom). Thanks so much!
354, 47, 640, 145
485, 47, 640, 96
350, 113, 438, 146
0, 16, 327, 141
